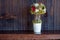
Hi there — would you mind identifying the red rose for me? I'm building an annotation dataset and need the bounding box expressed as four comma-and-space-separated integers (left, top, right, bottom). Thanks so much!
31, 6, 35, 12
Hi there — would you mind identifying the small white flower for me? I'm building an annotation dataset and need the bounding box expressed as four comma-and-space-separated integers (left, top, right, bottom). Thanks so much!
41, 3, 44, 6
43, 8, 46, 13
35, 9, 39, 13
39, 8, 42, 10
34, 3, 39, 7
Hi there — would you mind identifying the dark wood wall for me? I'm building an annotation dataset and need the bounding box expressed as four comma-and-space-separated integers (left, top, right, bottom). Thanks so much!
0, 0, 29, 30
53, 0, 60, 30
0, 0, 59, 31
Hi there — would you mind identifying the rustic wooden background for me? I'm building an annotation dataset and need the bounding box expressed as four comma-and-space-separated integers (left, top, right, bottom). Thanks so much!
0, 0, 59, 31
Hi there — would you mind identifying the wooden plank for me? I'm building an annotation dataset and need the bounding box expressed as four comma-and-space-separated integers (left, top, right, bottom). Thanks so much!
0, 34, 60, 40
54, 0, 60, 30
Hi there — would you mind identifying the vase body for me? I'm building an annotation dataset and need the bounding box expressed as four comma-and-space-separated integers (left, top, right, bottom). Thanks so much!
33, 23, 42, 34
33, 14, 42, 34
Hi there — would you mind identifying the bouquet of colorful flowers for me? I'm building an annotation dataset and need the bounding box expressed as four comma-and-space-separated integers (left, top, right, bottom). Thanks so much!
30, 3, 46, 23
31, 3, 46, 15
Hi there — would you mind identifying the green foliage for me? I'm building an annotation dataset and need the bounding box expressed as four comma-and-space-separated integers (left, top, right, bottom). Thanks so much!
32, 20, 42, 23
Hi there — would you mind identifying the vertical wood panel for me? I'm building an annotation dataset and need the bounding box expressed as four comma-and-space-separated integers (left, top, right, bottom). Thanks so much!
27, 0, 37, 30
0, 0, 1, 15
36, 0, 54, 30
54, 0, 60, 30
46, 0, 54, 30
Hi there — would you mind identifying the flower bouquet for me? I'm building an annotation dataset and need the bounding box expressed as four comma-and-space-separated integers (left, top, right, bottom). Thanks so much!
30, 3, 46, 34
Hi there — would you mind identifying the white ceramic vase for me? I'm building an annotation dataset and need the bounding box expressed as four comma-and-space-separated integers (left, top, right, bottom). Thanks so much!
33, 23, 42, 34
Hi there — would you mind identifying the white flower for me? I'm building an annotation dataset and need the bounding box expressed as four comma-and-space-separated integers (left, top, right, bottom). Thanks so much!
41, 3, 44, 6
35, 9, 39, 13
39, 8, 42, 10
43, 8, 46, 13
34, 3, 39, 7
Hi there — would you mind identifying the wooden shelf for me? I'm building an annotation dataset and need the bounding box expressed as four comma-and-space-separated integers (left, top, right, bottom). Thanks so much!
1, 30, 60, 40
0, 15, 16, 19
0, 34, 60, 40
0, 13, 16, 19
0, 30, 60, 40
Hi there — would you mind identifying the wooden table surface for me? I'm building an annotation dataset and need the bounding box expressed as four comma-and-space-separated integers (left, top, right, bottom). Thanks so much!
0, 34, 60, 40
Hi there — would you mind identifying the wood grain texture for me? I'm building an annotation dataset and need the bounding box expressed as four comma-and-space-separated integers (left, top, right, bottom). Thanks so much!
53, 0, 60, 30
0, 34, 60, 40
0, 0, 28, 30
0, 0, 60, 31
